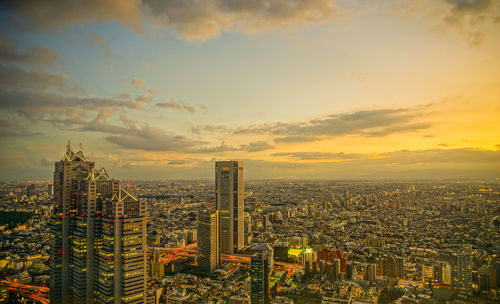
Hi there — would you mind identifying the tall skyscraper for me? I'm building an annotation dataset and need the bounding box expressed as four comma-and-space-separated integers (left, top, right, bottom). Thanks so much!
98, 188, 147, 304
49, 142, 146, 304
250, 251, 270, 304
197, 210, 220, 273
50, 142, 96, 304
215, 161, 244, 254
71, 167, 118, 304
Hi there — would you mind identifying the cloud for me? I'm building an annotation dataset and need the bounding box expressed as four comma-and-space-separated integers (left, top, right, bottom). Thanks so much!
142, 0, 341, 40
392, 0, 499, 46
106, 65, 115, 72
196, 140, 274, 153
157, 98, 196, 113
40, 157, 56, 166
135, 94, 152, 102
2, 0, 342, 41
272, 151, 364, 161
0, 90, 142, 122
167, 159, 192, 165
0, 64, 83, 94
378, 148, 500, 167
443, 0, 499, 46
236, 107, 431, 143
131, 77, 145, 88
271, 148, 500, 166
0, 62, 205, 154
0, 117, 43, 137
0, 31, 60, 65
148, 88, 157, 95
0, 0, 143, 33
64, 114, 205, 153
89, 33, 114, 56
196, 140, 240, 153
243, 148, 500, 180
117, 93, 131, 99
240, 141, 274, 152
191, 124, 228, 135
104, 125, 203, 151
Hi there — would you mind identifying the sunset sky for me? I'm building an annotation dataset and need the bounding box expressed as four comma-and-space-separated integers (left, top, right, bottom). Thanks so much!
0, 0, 499, 181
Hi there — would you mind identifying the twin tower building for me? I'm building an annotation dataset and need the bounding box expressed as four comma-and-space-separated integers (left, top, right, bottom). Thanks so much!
49, 143, 147, 304
198, 161, 245, 273
49, 143, 244, 303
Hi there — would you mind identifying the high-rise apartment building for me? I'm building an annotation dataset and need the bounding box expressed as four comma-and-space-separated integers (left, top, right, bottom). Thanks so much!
250, 252, 270, 304
454, 252, 472, 296
197, 210, 220, 273
215, 161, 244, 254
49, 142, 146, 304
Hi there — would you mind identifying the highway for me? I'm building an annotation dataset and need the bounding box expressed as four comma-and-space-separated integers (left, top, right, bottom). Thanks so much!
0, 280, 49, 304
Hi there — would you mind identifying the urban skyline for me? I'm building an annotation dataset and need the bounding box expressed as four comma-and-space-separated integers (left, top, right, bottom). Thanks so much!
0, 142, 498, 303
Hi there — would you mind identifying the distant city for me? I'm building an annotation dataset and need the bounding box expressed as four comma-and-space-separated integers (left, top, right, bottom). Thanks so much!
0, 143, 498, 304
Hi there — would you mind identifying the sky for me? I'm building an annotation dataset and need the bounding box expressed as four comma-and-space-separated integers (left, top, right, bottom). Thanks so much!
0, 0, 499, 181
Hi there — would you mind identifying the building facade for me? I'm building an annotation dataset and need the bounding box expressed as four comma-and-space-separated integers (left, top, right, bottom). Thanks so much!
49, 142, 146, 304
98, 188, 147, 304
250, 252, 270, 304
197, 210, 220, 273
455, 253, 472, 296
215, 161, 244, 254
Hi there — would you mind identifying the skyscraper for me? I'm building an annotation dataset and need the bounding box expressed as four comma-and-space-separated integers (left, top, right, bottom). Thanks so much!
71, 167, 118, 304
197, 210, 220, 273
98, 188, 147, 304
50, 142, 96, 304
49, 142, 146, 304
215, 161, 244, 254
250, 251, 270, 304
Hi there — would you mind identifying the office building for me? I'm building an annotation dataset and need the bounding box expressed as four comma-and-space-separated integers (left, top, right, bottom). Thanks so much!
98, 188, 147, 304
274, 242, 289, 263
197, 210, 220, 273
215, 161, 244, 254
72, 167, 118, 303
250, 251, 270, 304
49, 142, 146, 304
49, 142, 95, 304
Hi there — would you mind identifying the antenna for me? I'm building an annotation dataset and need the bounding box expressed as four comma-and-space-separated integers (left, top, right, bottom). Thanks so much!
80, 142, 83, 151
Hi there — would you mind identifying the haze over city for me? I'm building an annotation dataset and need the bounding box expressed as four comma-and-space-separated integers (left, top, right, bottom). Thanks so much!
1, 0, 499, 181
